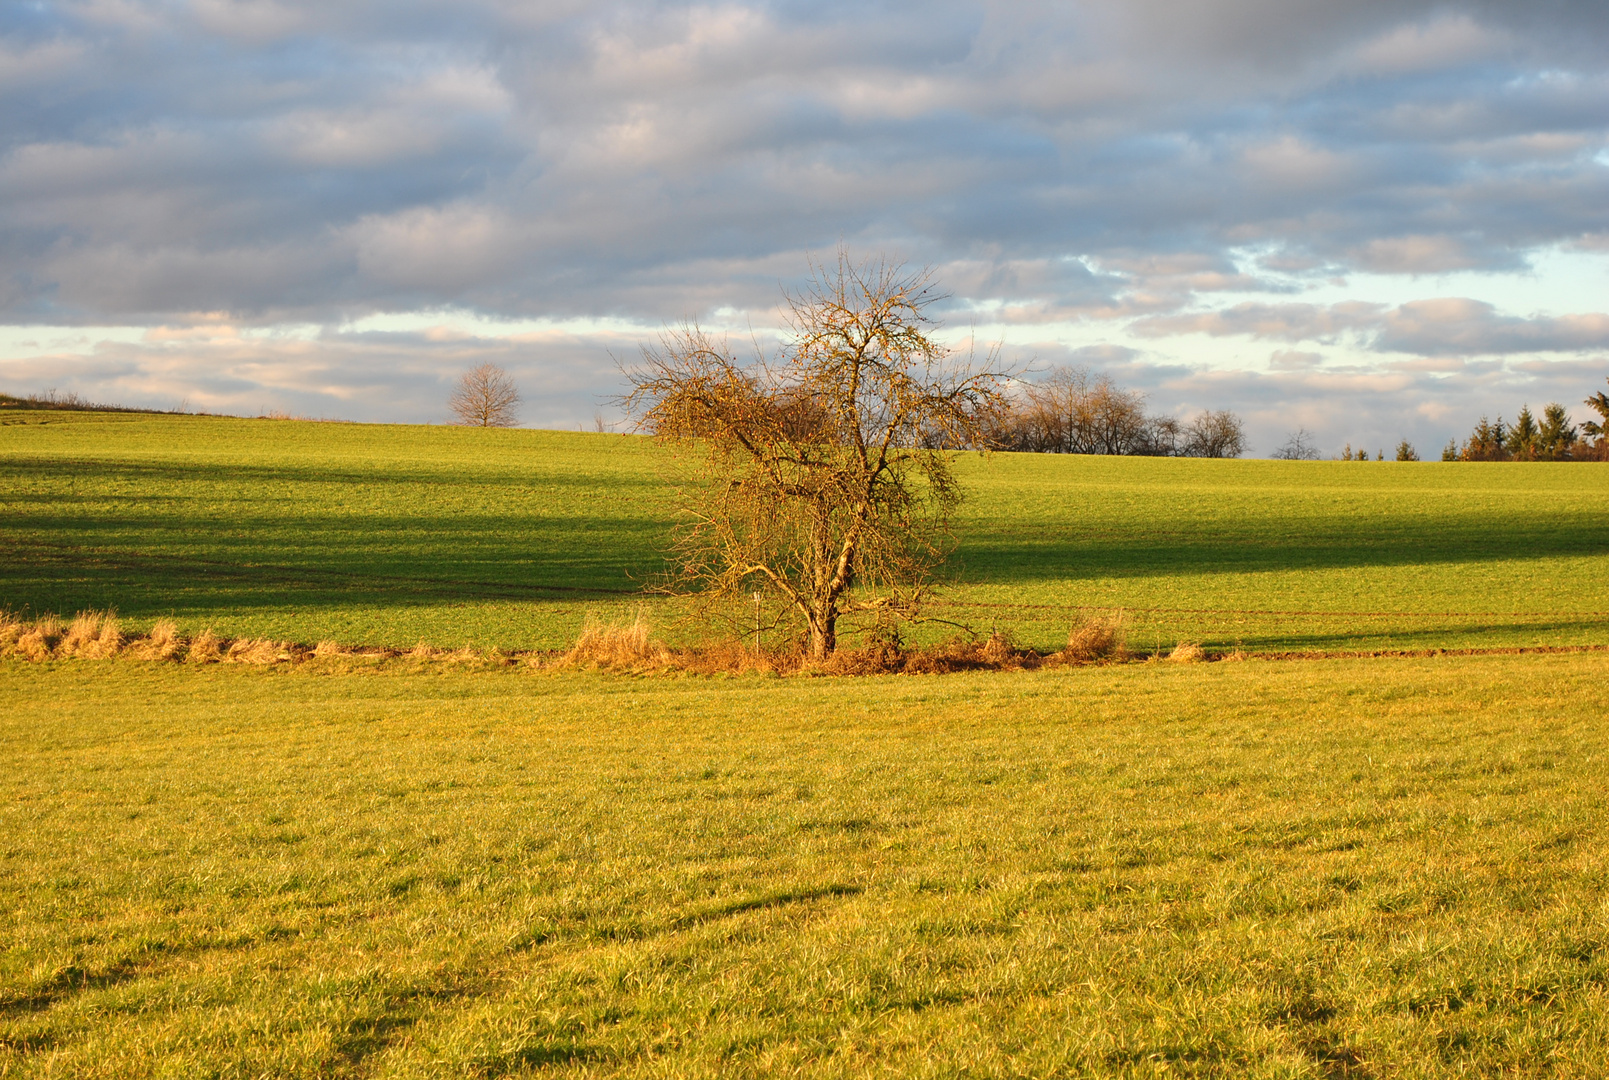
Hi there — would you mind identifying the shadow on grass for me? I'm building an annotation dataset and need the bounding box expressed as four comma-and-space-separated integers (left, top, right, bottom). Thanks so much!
0, 960, 143, 1015
0, 451, 673, 621
674, 884, 864, 930
950, 513, 1609, 585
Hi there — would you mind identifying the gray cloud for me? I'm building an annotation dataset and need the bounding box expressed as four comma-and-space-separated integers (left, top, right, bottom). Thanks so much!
1132, 298, 1609, 356
3, 0, 1609, 445
3, 0, 1608, 326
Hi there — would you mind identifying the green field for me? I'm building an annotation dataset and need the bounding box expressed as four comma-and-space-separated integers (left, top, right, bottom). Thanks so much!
4, 410, 1609, 1076
2, 410, 1606, 654
3, 655, 1607, 1077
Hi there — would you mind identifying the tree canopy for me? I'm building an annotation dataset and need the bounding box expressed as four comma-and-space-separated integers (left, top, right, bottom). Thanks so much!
626, 256, 1007, 659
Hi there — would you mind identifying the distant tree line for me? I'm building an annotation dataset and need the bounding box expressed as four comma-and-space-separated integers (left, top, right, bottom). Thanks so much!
1441, 380, 1609, 461
1269, 377, 1609, 463
985, 367, 1246, 457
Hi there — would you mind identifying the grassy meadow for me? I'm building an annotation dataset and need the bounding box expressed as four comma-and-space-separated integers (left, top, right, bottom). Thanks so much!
3, 653, 1608, 1077
2, 409, 1607, 654
4, 409, 1608, 1076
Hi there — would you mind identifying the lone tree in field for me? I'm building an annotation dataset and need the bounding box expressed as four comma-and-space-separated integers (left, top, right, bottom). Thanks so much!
449, 363, 520, 427
1181, 410, 1247, 458
626, 256, 1007, 659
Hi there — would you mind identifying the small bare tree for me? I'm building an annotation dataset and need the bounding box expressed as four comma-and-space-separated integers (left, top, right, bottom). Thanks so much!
449, 363, 520, 427
626, 255, 1008, 659
1181, 410, 1247, 458
1274, 428, 1321, 460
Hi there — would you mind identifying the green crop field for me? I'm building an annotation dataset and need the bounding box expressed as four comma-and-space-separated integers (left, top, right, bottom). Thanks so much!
3, 654, 1607, 1077
2, 410, 1606, 654
4, 410, 1609, 1076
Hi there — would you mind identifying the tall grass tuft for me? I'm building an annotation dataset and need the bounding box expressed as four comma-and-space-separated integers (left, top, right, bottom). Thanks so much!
565, 611, 667, 669
15, 614, 62, 661
143, 620, 182, 661
58, 611, 106, 657
0, 611, 24, 656
187, 628, 223, 664
59, 610, 125, 658
225, 638, 286, 665
1061, 611, 1127, 664
1168, 641, 1205, 663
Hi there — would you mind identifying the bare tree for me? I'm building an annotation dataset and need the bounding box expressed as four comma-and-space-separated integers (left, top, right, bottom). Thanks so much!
449, 363, 520, 427
1273, 428, 1321, 460
1181, 410, 1247, 458
984, 368, 1216, 458
1028, 368, 1149, 454
625, 255, 1008, 659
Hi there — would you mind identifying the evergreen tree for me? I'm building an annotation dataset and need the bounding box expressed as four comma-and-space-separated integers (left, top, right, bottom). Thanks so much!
1582, 378, 1609, 457
1504, 406, 1538, 460
1461, 417, 1507, 461
1536, 403, 1577, 460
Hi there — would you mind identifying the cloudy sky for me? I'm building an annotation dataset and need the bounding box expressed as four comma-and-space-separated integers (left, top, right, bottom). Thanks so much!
3, 0, 1608, 454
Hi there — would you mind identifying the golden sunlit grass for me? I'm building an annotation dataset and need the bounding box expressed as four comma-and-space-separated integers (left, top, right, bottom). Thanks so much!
1, 654, 1605, 1077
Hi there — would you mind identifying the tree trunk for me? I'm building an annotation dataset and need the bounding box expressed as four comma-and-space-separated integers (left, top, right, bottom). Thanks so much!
809, 607, 837, 659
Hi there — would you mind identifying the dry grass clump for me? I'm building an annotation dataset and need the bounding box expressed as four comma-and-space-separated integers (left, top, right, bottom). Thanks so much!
1060, 611, 1128, 664
0, 612, 26, 656
138, 620, 184, 661
15, 615, 62, 661
673, 640, 792, 676
812, 639, 909, 676
225, 638, 289, 665
813, 632, 1036, 676
564, 612, 668, 669
57, 611, 104, 656
58, 611, 124, 658
901, 632, 1037, 675
1168, 641, 1205, 663
2, 611, 126, 660
0, 607, 1218, 675
187, 628, 223, 664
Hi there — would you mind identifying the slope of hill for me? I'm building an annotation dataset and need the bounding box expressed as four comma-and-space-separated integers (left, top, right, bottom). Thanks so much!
2, 410, 1606, 652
